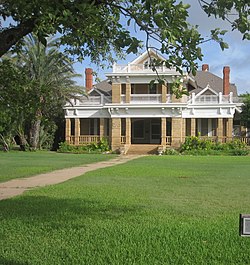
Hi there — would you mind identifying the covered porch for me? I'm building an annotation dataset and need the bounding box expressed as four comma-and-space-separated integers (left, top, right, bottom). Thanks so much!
65, 118, 110, 145
65, 117, 249, 152
119, 117, 237, 148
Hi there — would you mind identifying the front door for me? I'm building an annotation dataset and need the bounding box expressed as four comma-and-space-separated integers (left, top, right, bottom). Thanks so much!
150, 119, 161, 144
131, 118, 161, 144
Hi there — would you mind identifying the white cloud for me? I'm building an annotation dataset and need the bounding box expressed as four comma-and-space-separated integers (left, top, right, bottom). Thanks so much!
180, 1, 250, 94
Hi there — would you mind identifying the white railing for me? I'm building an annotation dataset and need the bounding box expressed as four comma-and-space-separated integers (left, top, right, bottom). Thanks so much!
188, 92, 235, 105
66, 93, 242, 106
130, 94, 162, 103
233, 97, 244, 103
221, 95, 230, 103
121, 94, 171, 104
78, 96, 101, 105
195, 95, 219, 104
113, 63, 176, 74
166, 94, 172, 103
121, 95, 126, 103
66, 96, 112, 106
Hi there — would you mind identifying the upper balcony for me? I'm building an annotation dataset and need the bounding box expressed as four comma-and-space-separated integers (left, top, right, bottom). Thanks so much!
112, 63, 177, 74
64, 92, 240, 108
187, 92, 238, 105
65, 95, 112, 107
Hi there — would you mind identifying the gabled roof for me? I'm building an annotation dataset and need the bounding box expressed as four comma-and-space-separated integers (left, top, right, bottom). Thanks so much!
195, 84, 218, 97
130, 48, 166, 65
90, 79, 112, 96
189, 70, 238, 96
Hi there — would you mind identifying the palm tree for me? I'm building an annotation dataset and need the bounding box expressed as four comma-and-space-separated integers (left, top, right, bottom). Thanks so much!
15, 34, 84, 149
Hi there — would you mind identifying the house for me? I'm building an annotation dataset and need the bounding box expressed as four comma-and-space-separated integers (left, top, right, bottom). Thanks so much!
64, 49, 245, 154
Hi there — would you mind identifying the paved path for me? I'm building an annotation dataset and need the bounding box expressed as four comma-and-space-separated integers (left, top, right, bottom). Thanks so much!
0, 155, 141, 201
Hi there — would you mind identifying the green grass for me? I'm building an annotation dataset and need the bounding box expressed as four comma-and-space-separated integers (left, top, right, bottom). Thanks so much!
0, 151, 116, 182
1, 156, 250, 264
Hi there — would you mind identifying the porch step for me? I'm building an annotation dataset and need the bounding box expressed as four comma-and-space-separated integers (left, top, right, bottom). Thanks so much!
126, 144, 159, 155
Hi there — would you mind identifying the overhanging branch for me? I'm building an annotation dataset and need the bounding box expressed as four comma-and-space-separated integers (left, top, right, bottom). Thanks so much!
0, 18, 36, 57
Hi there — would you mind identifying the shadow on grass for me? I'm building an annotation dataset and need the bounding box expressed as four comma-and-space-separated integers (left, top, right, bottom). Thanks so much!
0, 258, 30, 265
0, 195, 143, 225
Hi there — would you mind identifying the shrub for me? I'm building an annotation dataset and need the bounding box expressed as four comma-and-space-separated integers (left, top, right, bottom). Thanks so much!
58, 138, 110, 154
164, 148, 179, 155
180, 137, 249, 156
180, 136, 213, 152
228, 149, 249, 156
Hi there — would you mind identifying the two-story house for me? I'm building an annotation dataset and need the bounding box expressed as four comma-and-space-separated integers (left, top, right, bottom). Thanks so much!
64, 49, 243, 154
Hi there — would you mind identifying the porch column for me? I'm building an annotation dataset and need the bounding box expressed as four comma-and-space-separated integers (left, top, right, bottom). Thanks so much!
161, 84, 167, 103
172, 118, 182, 147
161, 118, 166, 145
126, 118, 131, 145
217, 118, 223, 142
100, 118, 105, 138
125, 83, 131, 103
226, 118, 233, 141
181, 118, 186, 143
74, 118, 80, 145
65, 118, 71, 144
191, 118, 196, 136
111, 118, 121, 152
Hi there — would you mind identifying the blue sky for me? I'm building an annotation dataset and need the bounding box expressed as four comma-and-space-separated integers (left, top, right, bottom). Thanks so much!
2, 2, 248, 94
73, 1, 250, 95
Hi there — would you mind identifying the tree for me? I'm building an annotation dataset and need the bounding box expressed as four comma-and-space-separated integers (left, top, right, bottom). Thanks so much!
0, 60, 30, 150
1, 1, 249, 74
240, 93, 250, 129
200, 0, 250, 40
0, 35, 84, 150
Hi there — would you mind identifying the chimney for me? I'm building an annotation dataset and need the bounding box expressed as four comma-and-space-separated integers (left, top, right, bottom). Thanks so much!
223, 66, 230, 95
202, 64, 209, 71
85, 68, 93, 92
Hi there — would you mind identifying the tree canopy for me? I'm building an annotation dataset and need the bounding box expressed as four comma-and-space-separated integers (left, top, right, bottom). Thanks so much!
1, 0, 249, 74
0, 35, 84, 150
240, 93, 250, 129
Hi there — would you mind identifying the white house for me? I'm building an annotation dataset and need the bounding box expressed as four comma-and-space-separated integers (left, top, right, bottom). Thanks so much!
64, 49, 245, 154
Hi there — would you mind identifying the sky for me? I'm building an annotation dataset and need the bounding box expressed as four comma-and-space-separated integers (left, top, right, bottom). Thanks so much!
73, 1, 250, 95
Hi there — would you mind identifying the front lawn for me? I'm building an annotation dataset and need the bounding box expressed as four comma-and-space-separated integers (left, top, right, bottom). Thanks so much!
0, 151, 116, 182
0, 156, 250, 264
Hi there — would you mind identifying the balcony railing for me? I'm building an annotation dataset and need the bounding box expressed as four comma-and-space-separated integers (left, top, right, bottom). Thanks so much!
188, 92, 235, 104
66, 96, 112, 106
121, 94, 172, 104
65, 93, 242, 107
113, 63, 176, 74
131, 94, 161, 103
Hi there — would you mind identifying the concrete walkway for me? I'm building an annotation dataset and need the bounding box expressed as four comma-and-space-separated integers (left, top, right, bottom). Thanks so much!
0, 155, 141, 201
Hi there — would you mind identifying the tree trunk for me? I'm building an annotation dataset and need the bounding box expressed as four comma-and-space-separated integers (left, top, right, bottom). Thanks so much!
29, 119, 41, 150
29, 108, 42, 150
0, 134, 9, 152
17, 131, 29, 151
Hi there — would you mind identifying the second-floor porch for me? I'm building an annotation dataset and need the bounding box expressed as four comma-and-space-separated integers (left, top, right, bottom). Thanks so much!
65, 92, 240, 107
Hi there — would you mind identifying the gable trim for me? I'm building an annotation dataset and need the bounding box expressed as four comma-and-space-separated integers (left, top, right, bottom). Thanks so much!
130, 48, 166, 65
195, 84, 219, 97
